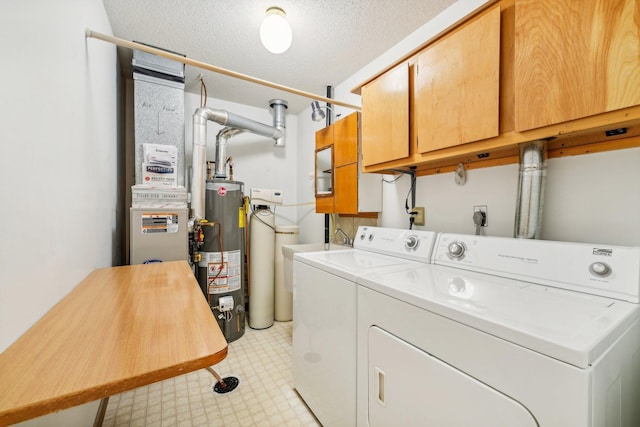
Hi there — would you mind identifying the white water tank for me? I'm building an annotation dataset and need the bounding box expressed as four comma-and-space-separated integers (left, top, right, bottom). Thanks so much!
249, 207, 275, 329
274, 225, 299, 321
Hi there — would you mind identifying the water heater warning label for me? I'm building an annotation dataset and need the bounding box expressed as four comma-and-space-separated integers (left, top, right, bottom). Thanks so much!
140, 213, 179, 233
200, 250, 241, 293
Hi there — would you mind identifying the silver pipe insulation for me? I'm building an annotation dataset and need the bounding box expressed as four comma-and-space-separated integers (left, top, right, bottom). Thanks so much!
513, 140, 547, 239
191, 99, 288, 219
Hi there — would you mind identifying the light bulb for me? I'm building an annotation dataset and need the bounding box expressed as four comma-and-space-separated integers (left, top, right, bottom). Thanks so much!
260, 7, 292, 54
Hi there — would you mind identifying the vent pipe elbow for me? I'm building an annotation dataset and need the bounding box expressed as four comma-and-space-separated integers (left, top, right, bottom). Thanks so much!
214, 128, 243, 178
189, 101, 287, 220
514, 140, 547, 239
270, 99, 288, 147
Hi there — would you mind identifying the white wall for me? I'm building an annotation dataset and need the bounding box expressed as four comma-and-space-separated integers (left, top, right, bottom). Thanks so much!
542, 148, 640, 245
0, 1, 118, 425
379, 165, 519, 237
184, 94, 300, 227
0, 0, 119, 352
376, 147, 640, 246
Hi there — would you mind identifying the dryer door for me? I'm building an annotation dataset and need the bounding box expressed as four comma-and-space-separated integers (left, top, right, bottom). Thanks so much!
368, 326, 538, 427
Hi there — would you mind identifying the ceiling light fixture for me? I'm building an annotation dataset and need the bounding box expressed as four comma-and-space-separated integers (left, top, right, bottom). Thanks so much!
260, 7, 292, 54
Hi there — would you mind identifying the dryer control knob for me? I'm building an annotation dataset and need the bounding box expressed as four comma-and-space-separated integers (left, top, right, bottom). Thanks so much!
405, 235, 419, 251
589, 262, 611, 277
448, 241, 466, 259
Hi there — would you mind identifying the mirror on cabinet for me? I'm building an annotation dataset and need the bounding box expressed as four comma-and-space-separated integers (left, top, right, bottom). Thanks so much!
315, 146, 333, 196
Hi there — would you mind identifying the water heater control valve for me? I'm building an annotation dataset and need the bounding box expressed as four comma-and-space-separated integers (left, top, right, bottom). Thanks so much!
217, 296, 235, 312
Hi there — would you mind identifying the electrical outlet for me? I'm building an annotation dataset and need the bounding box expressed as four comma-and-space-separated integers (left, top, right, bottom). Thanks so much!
413, 207, 425, 226
473, 205, 488, 227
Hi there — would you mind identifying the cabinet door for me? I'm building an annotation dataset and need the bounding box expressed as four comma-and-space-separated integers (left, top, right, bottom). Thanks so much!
315, 125, 334, 214
416, 5, 501, 153
334, 112, 359, 168
361, 63, 410, 167
514, 0, 640, 131
334, 163, 358, 214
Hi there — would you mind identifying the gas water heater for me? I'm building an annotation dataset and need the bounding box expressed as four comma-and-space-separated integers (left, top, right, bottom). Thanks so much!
189, 99, 287, 343
197, 179, 246, 342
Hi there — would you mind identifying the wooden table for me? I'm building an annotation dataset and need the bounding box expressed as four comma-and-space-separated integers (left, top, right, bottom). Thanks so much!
0, 261, 228, 426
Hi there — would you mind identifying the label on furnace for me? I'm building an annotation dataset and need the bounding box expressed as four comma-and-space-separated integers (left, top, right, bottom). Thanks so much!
140, 213, 179, 234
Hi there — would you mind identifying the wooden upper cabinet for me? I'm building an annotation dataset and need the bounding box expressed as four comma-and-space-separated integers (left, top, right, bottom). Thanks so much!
314, 112, 381, 215
514, 0, 640, 131
315, 125, 332, 150
334, 112, 359, 214
334, 163, 359, 214
334, 111, 358, 167
416, 5, 501, 153
315, 125, 334, 214
352, 0, 640, 174
361, 63, 410, 167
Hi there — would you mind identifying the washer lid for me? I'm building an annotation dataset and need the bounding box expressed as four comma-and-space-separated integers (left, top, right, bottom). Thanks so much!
295, 249, 421, 282
358, 264, 640, 368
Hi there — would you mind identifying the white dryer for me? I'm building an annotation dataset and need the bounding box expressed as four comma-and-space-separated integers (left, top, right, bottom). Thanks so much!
357, 233, 640, 427
293, 226, 438, 427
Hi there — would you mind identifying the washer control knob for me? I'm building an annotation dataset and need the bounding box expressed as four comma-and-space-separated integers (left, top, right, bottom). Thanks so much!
405, 235, 419, 251
589, 262, 612, 277
368, 233, 374, 241
448, 241, 466, 259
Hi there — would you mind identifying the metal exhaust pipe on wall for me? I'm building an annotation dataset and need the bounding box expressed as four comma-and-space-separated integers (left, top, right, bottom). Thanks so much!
513, 140, 547, 239
190, 100, 288, 220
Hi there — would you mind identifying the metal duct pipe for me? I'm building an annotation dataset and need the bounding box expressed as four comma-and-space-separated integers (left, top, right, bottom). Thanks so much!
513, 140, 547, 239
213, 128, 243, 178
270, 99, 288, 147
190, 100, 288, 219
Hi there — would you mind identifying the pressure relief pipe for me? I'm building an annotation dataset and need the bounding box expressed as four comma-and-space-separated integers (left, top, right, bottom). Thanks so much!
191, 99, 288, 220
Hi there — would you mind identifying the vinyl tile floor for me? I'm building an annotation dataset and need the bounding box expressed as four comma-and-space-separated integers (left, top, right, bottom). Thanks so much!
101, 321, 321, 427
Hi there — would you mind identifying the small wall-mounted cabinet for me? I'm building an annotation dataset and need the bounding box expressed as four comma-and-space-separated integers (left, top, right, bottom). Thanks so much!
315, 124, 334, 214
315, 112, 381, 215
361, 64, 410, 167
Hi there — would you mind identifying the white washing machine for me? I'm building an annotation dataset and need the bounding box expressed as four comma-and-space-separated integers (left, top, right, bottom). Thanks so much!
293, 226, 438, 427
357, 233, 640, 427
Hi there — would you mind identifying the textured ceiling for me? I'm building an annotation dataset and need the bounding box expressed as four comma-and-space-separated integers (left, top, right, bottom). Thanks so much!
102, 0, 456, 114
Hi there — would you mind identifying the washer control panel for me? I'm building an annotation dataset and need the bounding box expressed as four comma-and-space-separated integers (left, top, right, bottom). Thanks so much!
433, 233, 640, 303
354, 226, 437, 263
